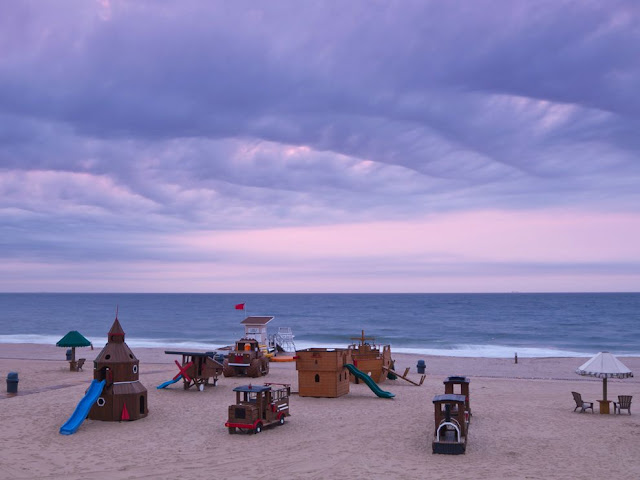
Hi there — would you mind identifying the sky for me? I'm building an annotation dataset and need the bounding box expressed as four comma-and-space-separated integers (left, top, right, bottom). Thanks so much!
1, 0, 640, 293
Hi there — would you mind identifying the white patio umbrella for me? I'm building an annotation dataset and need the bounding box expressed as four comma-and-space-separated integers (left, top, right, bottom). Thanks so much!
575, 351, 633, 401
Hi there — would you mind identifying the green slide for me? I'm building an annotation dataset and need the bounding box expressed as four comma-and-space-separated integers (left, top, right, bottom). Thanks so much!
344, 363, 395, 398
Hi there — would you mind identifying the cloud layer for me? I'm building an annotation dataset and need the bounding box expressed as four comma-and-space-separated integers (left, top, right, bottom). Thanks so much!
1, 1, 639, 292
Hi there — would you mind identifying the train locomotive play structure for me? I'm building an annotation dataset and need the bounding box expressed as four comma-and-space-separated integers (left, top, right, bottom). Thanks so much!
223, 338, 270, 377
432, 376, 471, 454
225, 383, 291, 434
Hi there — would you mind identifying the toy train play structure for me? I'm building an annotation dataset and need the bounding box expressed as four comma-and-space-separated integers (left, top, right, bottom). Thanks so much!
432, 376, 471, 454
225, 383, 291, 434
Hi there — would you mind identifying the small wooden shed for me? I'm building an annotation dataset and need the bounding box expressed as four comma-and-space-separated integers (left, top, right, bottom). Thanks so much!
88, 317, 148, 422
295, 348, 351, 398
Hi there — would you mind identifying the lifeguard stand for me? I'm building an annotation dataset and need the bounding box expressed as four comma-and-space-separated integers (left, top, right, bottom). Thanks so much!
443, 376, 471, 416
241, 316, 274, 346
295, 348, 351, 397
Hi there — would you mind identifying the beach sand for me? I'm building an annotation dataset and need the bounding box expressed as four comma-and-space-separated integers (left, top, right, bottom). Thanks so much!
1, 343, 639, 479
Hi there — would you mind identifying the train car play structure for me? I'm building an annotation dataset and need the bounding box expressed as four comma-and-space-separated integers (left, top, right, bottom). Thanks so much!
157, 351, 225, 391
225, 383, 291, 434
60, 316, 148, 435
444, 375, 471, 416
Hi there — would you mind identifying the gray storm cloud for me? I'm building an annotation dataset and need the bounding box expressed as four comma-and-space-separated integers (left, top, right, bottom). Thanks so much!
1, 0, 639, 284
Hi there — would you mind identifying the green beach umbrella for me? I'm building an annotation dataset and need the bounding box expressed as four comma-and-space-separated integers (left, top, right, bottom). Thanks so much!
56, 330, 92, 363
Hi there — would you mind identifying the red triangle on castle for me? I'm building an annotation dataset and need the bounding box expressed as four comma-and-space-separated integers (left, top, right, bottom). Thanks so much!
121, 403, 130, 421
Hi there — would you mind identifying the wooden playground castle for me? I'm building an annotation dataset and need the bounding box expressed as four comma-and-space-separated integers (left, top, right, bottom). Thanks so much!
295, 348, 352, 398
89, 317, 148, 422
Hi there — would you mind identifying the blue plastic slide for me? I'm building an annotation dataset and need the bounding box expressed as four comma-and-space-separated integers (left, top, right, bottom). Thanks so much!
344, 364, 395, 398
59, 379, 106, 435
157, 374, 182, 389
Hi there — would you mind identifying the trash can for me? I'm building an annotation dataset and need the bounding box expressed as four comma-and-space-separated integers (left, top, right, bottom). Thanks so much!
416, 359, 426, 374
66, 349, 72, 361
7, 372, 19, 394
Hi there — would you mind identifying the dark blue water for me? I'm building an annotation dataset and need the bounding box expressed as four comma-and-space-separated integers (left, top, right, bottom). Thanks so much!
0, 293, 638, 357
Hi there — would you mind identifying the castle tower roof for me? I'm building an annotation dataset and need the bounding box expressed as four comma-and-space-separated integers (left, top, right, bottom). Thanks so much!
94, 316, 139, 381
108, 317, 125, 343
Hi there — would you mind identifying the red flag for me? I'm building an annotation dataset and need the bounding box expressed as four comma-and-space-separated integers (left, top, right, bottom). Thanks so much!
235, 303, 245, 310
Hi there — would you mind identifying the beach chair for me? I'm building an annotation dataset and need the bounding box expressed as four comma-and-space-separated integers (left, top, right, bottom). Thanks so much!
76, 358, 86, 371
613, 395, 632, 415
572, 391, 594, 413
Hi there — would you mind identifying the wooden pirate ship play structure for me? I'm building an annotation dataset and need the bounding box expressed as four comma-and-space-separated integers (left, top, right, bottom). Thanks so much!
347, 330, 393, 384
158, 351, 225, 391
346, 330, 425, 387
88, 316, 148, 422
295, 348, 352, 398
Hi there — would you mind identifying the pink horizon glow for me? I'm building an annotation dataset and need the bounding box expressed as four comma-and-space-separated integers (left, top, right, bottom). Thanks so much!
3, 209, 639, 293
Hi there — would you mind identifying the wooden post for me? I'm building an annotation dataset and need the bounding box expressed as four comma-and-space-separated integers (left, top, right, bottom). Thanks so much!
514, 352, 518, 364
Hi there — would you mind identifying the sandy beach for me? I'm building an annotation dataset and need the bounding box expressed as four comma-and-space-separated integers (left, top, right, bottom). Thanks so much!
1, 343, 639, 480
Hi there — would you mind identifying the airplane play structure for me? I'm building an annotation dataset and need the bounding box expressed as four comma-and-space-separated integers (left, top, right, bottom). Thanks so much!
158, 350, 225, 391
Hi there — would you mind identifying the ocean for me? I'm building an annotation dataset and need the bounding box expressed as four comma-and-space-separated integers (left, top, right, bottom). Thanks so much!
0, 293, 638, 358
